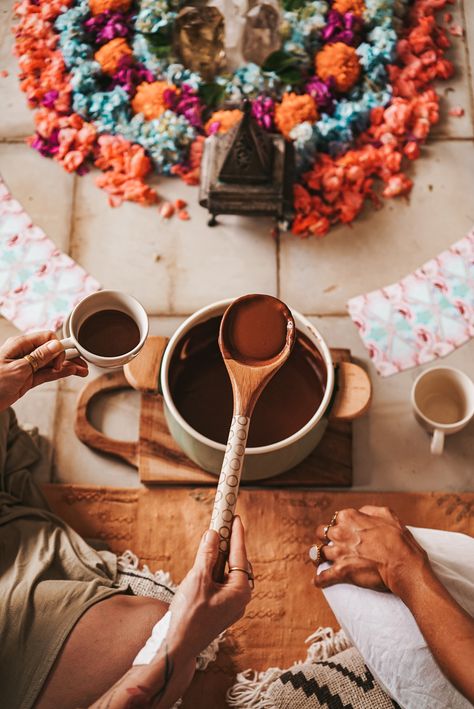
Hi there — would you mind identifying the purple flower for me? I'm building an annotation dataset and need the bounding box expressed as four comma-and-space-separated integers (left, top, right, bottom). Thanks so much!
321, 10, 360, 46
251, 96, 275, 131
84, 11, 130, 45
30, 129, 60, 157
174, 84, 204, 129
207, 121, 220, 135
75, 163, 90, 176
305, 76, 335, 114
110, 56, 155, 97
41, 90, 59, 109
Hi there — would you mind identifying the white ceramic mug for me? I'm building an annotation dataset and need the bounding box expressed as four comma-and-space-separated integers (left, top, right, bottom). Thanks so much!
60, 290, 149, 368
411, 366, 474, 455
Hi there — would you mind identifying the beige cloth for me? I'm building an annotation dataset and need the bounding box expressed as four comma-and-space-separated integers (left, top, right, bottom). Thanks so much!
0, 408, 125, 709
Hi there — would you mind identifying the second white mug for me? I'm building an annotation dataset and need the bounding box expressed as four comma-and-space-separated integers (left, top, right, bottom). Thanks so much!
411, 366, 474, 455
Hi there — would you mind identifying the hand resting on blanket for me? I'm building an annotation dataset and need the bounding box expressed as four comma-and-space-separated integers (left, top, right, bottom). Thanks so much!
311, 505, 474, 704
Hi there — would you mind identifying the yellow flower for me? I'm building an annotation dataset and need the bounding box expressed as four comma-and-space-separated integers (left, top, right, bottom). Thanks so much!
94, 38, 132, 76
274, 93, 318, 139
205, 109, 244, 134
332, 0, 365, 17
131, 81, 177, 120
89, 0, 132, 16
315, 42, 361, 93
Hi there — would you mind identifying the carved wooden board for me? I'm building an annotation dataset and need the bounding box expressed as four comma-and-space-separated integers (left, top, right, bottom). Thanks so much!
76, 348, 354, 487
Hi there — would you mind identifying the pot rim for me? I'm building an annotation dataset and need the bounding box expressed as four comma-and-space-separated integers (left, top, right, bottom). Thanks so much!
160, 298, 335, 455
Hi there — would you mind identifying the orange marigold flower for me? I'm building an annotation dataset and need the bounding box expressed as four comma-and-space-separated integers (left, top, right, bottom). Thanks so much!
332, 0, 365, 16
89, 0, 131, 16
204, 109, 243, 135
131, 81, 177, 120
95, 38, 132, 75
315, 43, 361, 93
94, 135, 158, 206
171, 136, 205, 185
274, 93, 318, 139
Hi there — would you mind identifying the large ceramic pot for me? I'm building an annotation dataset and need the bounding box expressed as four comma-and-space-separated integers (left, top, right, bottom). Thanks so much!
160, 299, 337, 481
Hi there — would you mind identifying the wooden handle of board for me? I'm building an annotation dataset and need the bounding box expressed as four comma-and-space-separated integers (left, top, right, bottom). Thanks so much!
123, 336, 168, 393
329, 362, 372, 422
74, 370, 139, 467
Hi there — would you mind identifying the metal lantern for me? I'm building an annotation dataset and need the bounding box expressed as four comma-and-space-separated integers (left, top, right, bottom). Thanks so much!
199, 103, 294, 226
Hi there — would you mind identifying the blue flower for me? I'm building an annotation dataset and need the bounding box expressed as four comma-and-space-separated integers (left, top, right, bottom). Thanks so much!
119, 111, 196, 174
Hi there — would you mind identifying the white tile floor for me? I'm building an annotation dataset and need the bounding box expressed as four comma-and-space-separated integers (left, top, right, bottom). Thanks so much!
0, 0, 473, 491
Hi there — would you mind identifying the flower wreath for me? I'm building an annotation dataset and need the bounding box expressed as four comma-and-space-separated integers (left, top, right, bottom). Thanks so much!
13, 0, 455, 236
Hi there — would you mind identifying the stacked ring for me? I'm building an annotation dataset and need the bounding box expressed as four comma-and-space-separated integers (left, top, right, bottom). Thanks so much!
229, 563, 255, 589
309, 510, 340, 563
24, 353, 39, 373
309, 544, 324, 565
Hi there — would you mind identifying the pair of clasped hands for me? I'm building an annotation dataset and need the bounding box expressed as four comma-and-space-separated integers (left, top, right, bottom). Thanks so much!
0, 331, 429, 657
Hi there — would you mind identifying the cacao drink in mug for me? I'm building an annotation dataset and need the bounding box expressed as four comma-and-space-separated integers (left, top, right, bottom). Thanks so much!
61, 290, 149, 368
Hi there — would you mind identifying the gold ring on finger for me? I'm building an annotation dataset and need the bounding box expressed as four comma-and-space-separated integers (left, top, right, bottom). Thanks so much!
323, 525, 331, 542
330, 510, 339, 527
24, 353, 39, 373
229, 565, 255, 589
309, 543, 324, 565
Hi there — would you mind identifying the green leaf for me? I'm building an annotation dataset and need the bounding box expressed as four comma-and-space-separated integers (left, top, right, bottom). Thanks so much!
199, 82, 227, 109
278, 67, 304, 85
282, 0, 307, 10
142, 28, 173, 57
262, 50, 300, 73
262, 50, 304, 84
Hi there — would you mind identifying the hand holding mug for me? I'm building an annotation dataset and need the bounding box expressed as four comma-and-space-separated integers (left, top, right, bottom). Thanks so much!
0, 332, 88, 411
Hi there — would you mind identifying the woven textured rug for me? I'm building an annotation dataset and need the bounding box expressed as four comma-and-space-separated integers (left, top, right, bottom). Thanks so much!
43, 485, 473, 709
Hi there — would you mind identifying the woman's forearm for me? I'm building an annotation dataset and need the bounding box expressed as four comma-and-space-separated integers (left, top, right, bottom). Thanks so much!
392, 558, 474, 703
89, 640, 195, 709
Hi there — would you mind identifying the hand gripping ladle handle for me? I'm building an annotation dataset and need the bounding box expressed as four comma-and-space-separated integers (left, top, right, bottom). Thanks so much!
210, 413, 250, 582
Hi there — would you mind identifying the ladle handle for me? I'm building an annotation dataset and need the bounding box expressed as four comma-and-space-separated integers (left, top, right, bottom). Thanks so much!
210, 413, 250, 582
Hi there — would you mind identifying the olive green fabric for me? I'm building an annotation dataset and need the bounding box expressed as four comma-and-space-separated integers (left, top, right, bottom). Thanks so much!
0, 408, 124, 709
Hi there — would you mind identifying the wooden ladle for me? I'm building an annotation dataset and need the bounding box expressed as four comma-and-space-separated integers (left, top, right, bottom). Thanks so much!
210, 294, 296, 581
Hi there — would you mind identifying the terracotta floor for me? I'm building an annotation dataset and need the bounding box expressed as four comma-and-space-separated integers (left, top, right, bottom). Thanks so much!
0, 0, 473, 491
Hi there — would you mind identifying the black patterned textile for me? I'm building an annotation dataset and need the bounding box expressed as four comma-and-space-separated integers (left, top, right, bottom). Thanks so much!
267, 648, 401, 709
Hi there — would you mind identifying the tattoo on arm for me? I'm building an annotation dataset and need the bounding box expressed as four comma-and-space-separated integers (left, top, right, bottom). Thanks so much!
121, 642, 175, 709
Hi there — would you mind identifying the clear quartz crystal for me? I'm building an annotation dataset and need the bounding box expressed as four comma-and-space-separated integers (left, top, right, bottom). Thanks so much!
175, 1, 282, 78
207, 0, 281, 71
207, 0, 248, 71
174, 5, 226, 81
242, 0, 281, 66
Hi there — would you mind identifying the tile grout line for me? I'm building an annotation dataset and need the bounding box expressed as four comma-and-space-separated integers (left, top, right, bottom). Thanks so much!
460, 0, 474, 136
68, 173, 78, 259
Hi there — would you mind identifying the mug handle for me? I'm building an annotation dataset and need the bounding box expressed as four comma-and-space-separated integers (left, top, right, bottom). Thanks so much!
59, 337, 80, 361
431, 428, 445, 455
